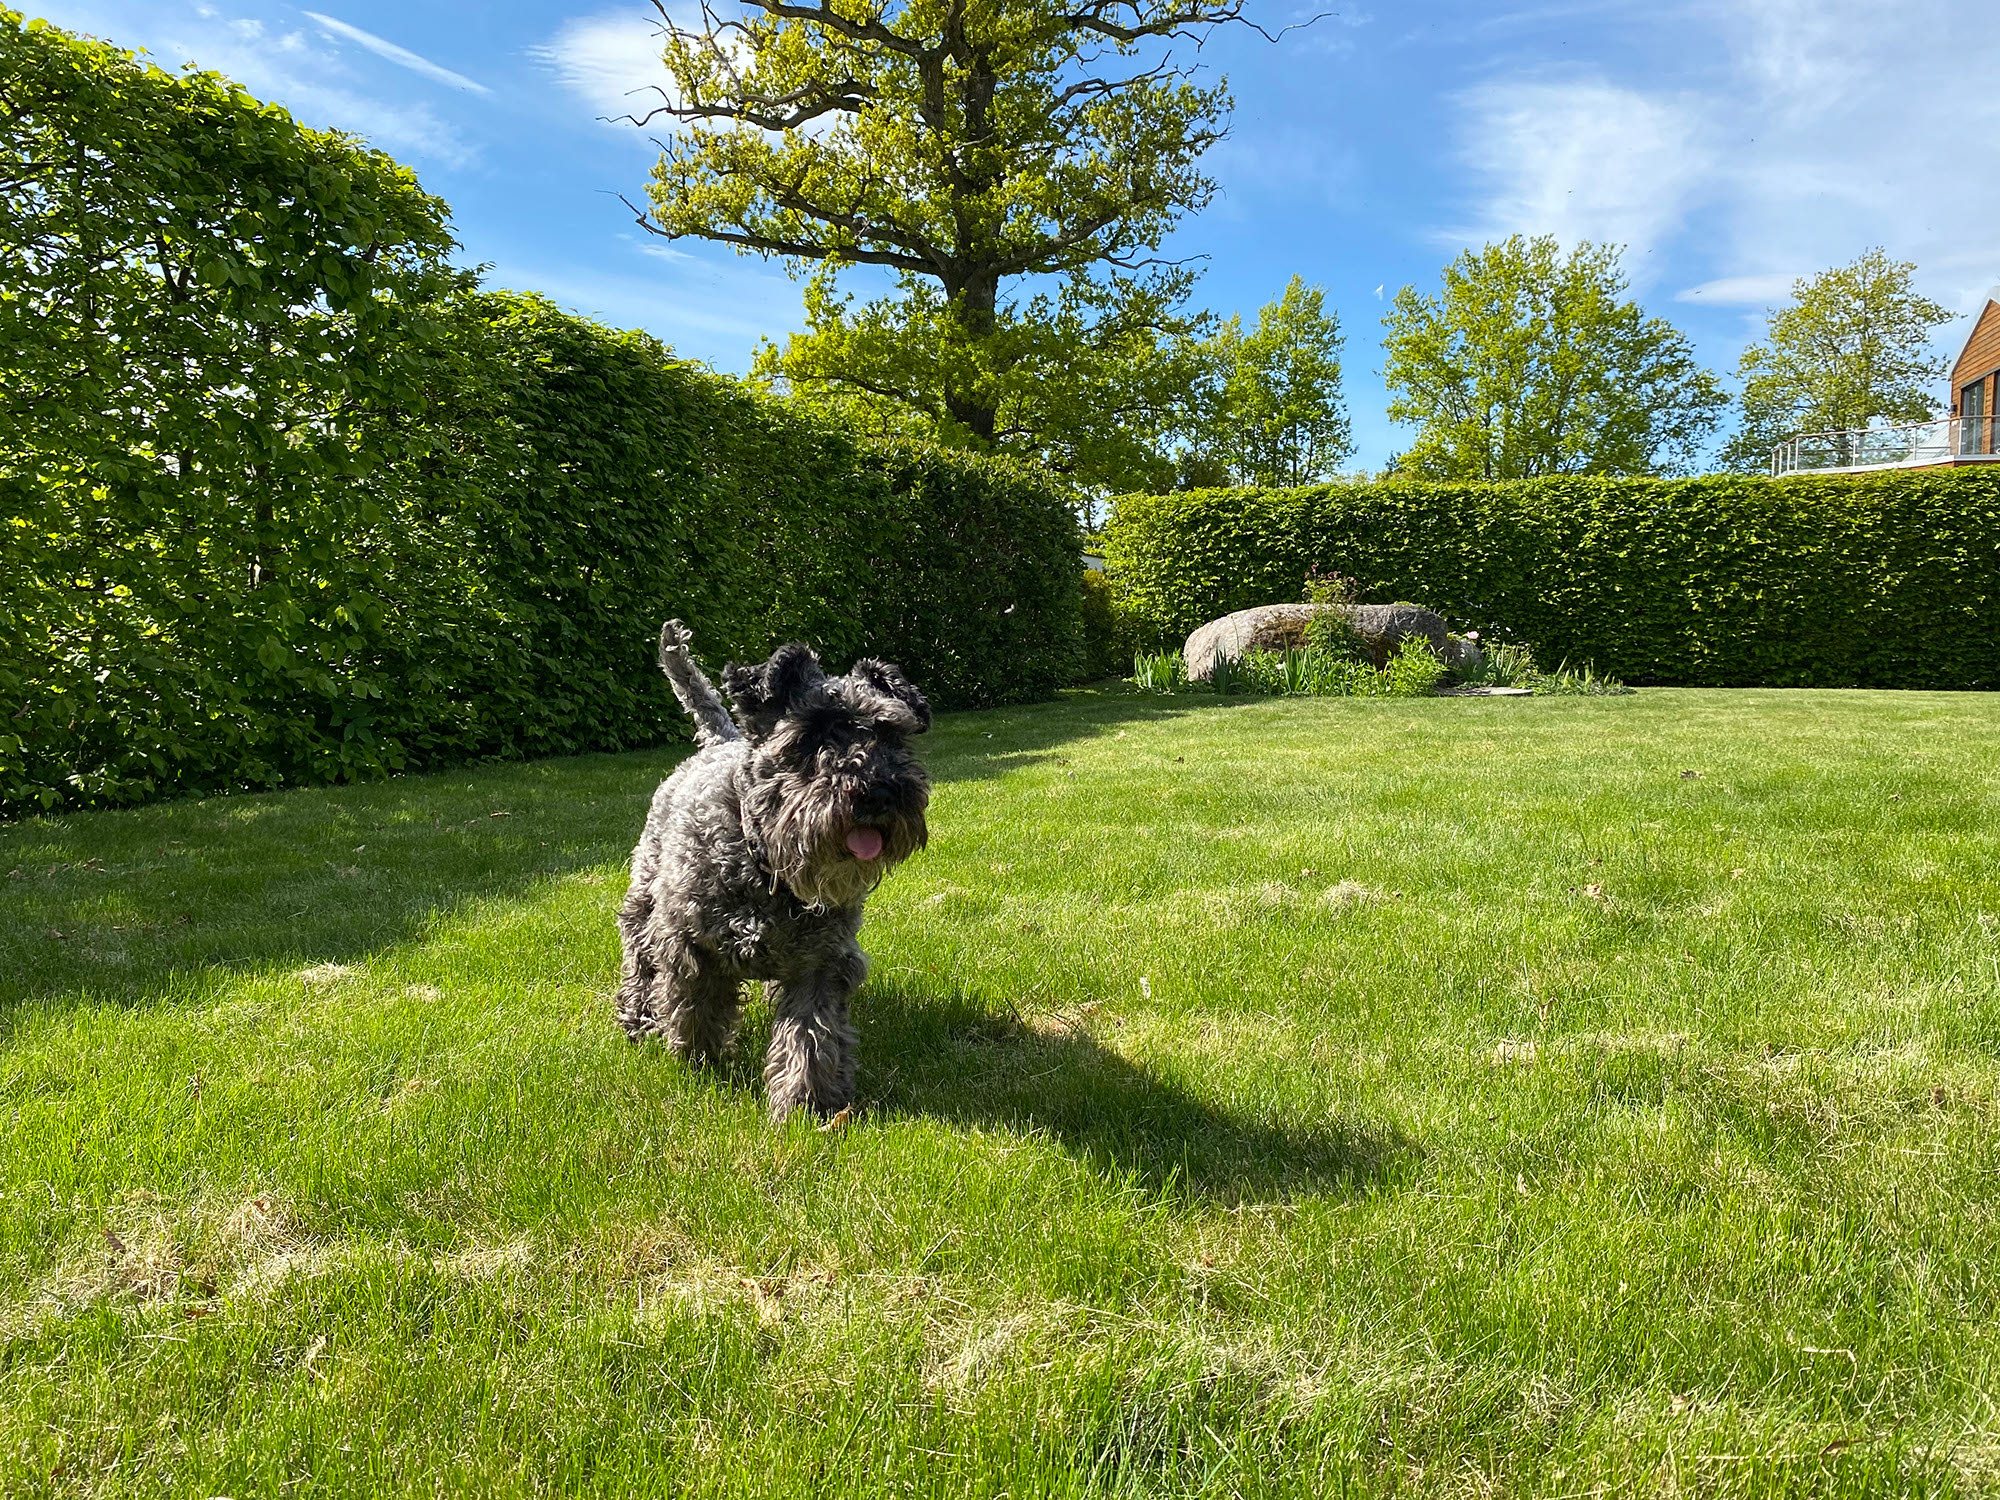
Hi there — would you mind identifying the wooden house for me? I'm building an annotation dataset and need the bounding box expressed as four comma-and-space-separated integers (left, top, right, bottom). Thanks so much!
1949, 287, 2000, 458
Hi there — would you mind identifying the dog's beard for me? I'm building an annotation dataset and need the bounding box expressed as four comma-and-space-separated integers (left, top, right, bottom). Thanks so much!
789, 850, 883, 911
763, 788, 927, 912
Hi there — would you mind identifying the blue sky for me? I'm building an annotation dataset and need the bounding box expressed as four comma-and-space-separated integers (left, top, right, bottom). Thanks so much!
28, 0, 2000, 470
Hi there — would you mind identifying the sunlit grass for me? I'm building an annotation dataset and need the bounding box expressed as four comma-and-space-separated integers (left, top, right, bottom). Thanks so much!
4, 687, 1999, 1496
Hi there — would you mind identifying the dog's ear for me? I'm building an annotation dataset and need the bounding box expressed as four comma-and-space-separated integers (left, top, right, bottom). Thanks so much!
850, 657, 932, 734
723, 642, 825, 743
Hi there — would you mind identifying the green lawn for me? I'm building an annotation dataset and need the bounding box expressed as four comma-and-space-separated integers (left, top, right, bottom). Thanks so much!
5, 688, 1999, 1497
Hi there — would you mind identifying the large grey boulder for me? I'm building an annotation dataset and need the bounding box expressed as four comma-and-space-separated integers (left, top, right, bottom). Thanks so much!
1184, 604, 1315, 681
1345, 603, 1452, 666
1184, 601, 1458, 680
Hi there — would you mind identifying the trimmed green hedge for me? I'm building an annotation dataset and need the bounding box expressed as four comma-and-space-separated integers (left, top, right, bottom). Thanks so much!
1104, 472, 2000, 689
0, 14, 1079, 817
420, 293, 1082, 756
3, 292, 1081, 816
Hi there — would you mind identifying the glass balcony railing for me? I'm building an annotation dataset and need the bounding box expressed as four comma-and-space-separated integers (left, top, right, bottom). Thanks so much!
1771, 416, 1996, 476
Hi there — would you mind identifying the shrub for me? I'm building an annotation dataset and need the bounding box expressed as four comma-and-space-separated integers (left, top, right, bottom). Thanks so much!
0, 16, 1082, 816
1381, 637, 1451, 697
420, 294, 1084, 741
1103, 473, 2000, 689
1079, 569, 1135, 681
1305, 612, 1374, 664
0, 11, 469, 814
1, 288, 1082, 816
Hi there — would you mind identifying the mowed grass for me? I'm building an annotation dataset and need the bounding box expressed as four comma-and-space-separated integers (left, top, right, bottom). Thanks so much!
4, 688, 2000, 1497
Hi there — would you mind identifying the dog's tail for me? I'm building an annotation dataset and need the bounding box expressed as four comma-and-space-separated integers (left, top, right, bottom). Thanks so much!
658, 620, 741, 747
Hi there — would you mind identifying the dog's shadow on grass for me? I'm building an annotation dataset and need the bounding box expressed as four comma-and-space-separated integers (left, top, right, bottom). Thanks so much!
842, 983, 1416, 1205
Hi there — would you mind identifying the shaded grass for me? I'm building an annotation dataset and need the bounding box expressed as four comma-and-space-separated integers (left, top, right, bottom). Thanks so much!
4, 687, 2000, 1495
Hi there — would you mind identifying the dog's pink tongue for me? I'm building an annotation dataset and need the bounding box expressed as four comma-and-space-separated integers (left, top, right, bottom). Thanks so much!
845, 826, 885, 862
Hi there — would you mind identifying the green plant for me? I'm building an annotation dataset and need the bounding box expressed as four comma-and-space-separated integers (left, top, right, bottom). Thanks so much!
1274, 649, 1320, 696
1228, 644, 1439, 699
1302, 567, 1361, 609
1532, 658, 1634, 696
1130, 651, 1187, 694
1102, 470, 2000, 691
1230, 649, 1284, 695
1305, 612, 1371, 663
1205, 652, 1246, 695
1297, 569, 1369, 661
1458, 638, 1537, 688
1452, 639, 1629, 695
1380, 636, 1450, 697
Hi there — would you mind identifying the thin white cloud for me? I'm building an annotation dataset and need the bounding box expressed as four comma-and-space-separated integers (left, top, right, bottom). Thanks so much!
633, 242, 701, 265
302, 12, 489, 95
532, 9, 834, 146
1449, 78, 1714, 272
1446, 0, 2000, 366
29, 1, 478, 165
1703, 0, 2000, 312
532, 12, 673, 125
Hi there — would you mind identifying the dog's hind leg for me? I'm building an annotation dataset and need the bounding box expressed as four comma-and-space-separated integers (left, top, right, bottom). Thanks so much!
621, 926, 743, 1064
666, 962, 744, 1065
763, 947, 867, 1122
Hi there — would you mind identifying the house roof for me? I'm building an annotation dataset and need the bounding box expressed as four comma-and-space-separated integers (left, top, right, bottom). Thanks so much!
1950, 288, 2000, 385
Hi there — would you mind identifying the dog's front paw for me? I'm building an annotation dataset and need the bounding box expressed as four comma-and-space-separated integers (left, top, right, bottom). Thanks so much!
658, 618, 693, 656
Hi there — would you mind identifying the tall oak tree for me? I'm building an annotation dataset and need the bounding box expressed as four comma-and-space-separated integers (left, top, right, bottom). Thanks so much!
627, 0, 1266, 487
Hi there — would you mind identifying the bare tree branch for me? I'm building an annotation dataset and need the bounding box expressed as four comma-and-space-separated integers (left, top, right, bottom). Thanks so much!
620, 191, 936, 273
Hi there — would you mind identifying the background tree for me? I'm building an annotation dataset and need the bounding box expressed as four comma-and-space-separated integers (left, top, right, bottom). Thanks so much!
1722, 249, 1955, 472
629, 0, 1263, 490
1381, 236, 1725, 481
1187, 274, 1351, 486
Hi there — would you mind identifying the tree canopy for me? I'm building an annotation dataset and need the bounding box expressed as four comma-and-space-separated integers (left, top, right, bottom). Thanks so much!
631, 0, 1262, 489
1722, 249, 1955, 472
1189, 275, 1352, 487
1381, 236, 1725, 481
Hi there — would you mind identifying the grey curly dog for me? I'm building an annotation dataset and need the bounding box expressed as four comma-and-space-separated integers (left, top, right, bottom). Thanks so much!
616, 621, 932, 1121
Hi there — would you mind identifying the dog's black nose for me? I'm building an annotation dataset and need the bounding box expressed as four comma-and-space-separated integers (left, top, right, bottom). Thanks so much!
855, 787, 898, 819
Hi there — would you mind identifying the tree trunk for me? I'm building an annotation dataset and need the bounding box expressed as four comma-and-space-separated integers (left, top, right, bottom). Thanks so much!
944, 274, 999, 443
